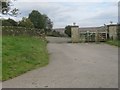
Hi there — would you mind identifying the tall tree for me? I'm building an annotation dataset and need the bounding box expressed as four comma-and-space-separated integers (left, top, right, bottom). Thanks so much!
18, 17, 34, 28
28, 10, 53, 30
28, 10, 43, 29
42, 14, 53, 32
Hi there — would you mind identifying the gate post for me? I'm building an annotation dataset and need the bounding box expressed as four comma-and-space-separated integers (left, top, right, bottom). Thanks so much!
95, 30, 99, 42
71, 26, 79, 43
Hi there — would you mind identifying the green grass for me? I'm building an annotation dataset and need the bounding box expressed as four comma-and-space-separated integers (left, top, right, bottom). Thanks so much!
2, 36, 49, 81
106, 40, 120, 47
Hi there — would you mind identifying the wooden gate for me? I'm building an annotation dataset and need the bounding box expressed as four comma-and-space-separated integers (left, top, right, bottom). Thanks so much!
79, 31, 107, 42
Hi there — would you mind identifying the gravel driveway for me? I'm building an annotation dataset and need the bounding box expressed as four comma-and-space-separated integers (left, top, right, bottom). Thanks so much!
3, 37, 118, 88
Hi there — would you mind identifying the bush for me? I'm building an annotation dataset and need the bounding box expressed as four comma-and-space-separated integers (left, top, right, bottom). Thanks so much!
65, 25, 71, 37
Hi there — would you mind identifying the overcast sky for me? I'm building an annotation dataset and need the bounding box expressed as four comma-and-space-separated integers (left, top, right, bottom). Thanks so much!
2, 0, 119, 28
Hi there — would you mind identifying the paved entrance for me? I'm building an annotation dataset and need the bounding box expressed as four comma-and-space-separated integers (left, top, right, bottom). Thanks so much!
46, 37, 71, 43
3, 37, 118, 88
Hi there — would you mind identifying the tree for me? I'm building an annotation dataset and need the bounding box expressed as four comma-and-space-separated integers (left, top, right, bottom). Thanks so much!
2, 18, 18, 26
46, 18, 53, 32
65, 25, 72, 37
1, 0, 19, 16
28, 10, 43, 29
7, 18, 17, 26
18, 17, 34, 28
1, 0, 10, 14
2, 19, 12, 26
42, 14, 53, 32
28, 10, 53, 30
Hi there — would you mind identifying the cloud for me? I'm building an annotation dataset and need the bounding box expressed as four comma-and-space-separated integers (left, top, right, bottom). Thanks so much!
1, 1, 118, 28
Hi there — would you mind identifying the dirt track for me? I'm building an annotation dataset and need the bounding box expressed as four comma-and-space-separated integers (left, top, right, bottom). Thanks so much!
3, 37, 118, 88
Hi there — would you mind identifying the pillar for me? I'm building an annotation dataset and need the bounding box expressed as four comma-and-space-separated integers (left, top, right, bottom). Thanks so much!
71, 26, 79, 43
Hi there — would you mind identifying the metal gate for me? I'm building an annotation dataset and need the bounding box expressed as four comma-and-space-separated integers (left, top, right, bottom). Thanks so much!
79, 32, 107, 42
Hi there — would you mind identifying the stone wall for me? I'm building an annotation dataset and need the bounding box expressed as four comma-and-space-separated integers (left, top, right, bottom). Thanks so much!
2, 26, 45, 37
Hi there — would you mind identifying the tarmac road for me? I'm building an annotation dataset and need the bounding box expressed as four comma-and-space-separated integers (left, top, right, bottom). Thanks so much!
3, 37, 118, 88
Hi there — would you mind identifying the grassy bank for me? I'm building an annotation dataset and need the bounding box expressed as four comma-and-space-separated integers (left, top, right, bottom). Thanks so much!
106, 40, 120, 47
2, 36, 49, 81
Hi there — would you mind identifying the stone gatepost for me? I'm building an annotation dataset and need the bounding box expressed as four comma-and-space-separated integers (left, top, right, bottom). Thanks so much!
71, 26, 79, 43
95, 30, 99, 42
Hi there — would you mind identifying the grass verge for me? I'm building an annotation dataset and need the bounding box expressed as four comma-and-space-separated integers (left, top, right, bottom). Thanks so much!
106, 40, 120, 47
2, 36, 49, 81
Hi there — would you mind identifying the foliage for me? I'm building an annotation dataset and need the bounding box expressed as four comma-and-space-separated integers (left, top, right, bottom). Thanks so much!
1, 0, 19, 16
2, 36, 49, 81
28, 10, 44, 29
2, 18, 18, 26
65, 25, 72, 37
18, 17, 34, 28
1, 1, 10, 14
2, 19, 12, 26
42, 14, 53, 32
28, 10, 53, 30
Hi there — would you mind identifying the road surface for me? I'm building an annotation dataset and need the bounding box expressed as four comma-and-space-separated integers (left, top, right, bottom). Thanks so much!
3, 37, 118, 88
